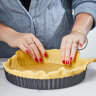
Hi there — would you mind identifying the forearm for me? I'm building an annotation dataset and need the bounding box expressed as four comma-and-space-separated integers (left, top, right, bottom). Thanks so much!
0, 23, 20, 43
72, 13, 94, 35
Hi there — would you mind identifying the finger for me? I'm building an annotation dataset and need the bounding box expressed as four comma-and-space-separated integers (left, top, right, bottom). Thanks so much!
65, 38, 73, 64
24, 38, 39, 62
25, 37, 32, 45
32, 37, 47, 58
22, 41, 37, 62
18, 43, 29, 54
29, 50, 38, 62
23, 40, 32, 52
78, 37, 85, 48
24, 38, 34, 51
30, 43, 43, 62
60, 37, 67, 64
70, 42, 78, 62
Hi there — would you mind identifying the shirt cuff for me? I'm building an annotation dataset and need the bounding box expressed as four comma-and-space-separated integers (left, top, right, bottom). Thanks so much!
74, 2, 96, 29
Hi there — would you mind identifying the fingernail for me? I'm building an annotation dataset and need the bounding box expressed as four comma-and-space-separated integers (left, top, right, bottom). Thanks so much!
79, 44, 82, 47
44, 52, 48, 57
66, 60, 69, 64
70, 57, 73, 61
25, 50, 29, 54
39, 58, 43, 62
35, 58, 38, 62
62, 60, 65, 64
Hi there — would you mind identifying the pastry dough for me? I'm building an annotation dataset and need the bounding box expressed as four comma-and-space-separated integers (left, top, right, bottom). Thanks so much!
3, 49, 95, 79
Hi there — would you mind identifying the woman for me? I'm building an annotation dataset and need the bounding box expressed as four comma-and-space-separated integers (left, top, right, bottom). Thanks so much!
0, 0, 96, 64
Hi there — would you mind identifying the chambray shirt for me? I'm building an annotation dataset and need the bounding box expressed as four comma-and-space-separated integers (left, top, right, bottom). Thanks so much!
0, 0, 96, 58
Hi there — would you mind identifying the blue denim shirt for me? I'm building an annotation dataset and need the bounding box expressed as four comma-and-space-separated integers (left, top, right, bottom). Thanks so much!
0, 0, 96, 57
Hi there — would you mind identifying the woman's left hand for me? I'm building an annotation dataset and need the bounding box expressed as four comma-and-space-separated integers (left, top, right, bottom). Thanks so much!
60, 32, 86, 64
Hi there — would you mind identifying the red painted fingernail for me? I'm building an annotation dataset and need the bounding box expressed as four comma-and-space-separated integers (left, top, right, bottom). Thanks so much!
35, 58, 38, 62
44, 52, 48, 57
25, 50, 29, 54
79, 44, 82, 47
66, 61, 69, 64
70, 57, 73, 61
39, 58, 43, 62
62, 60, 65, 64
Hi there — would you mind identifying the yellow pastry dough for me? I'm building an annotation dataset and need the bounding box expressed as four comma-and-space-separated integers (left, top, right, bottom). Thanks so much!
3, 49, 95, 79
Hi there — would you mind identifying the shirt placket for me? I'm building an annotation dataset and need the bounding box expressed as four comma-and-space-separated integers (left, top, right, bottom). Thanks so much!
16, 0, 39, 35
29, 0, 40, 36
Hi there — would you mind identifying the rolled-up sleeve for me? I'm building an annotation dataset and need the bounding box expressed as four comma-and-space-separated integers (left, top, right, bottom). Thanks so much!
72, 0, 96, 28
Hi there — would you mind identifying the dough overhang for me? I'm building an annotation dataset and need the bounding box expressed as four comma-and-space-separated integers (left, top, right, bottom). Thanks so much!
3, 49, 95, 79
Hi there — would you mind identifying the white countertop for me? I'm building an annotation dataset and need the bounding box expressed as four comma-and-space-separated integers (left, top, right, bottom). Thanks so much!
0, 58, 96, 96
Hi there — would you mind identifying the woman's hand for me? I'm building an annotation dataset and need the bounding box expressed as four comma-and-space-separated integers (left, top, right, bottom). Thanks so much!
60, 32, 86, 64
60, 13, 93, 65
0, 24, 47, 62
7, 32, 47, 62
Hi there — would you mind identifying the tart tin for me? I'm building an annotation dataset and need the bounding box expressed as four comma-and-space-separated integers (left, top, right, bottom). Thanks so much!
4, 70, 86, 90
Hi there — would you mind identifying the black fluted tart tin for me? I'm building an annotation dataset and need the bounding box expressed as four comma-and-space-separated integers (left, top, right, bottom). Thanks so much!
4, 69, 86, 90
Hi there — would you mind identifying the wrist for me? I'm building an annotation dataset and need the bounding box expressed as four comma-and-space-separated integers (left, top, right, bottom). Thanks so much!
71, 29, 87, 36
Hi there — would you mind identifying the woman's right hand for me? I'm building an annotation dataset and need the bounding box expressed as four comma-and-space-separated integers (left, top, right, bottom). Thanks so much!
0, 24, 47, 62
6, 32, 48, 62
